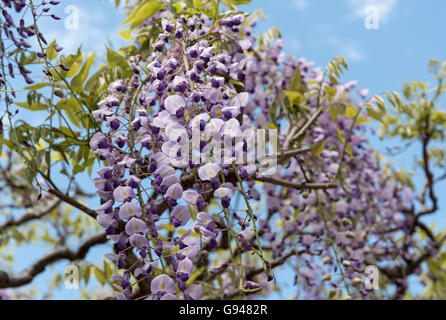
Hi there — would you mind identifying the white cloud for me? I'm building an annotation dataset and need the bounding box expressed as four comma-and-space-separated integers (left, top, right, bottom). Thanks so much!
329, 37, 365, 62
348, 0, 398, 22
292, 0, 307, 11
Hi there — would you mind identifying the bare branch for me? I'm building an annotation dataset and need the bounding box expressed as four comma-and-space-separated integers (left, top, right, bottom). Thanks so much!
47, 188, 97, 220
0, 200, 61, 230
256, 176, 337, 190
0, 232, 108, 289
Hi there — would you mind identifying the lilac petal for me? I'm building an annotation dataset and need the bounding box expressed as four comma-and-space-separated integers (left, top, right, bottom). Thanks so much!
165, 123, 188, 143
176, 257, 193, 276
161, 174, 180, 187
234, 92, 249, 107
189, 113, 210, 129
119, 202, 142, 220
125, 217, 149, 235
90, 132, 107, 150
171, 206, 191, 227
177, 245, 199, 260
198, 163, 221, 181
204, 119, 225, 139
214, 187, 234, 199
95, 200, 114, 214
182, 190, 200, 204
154, 164, 175, 178
129, 233, 149, 248
221, 118, 242, 138
115, 292, 128, 300
164, 95, 186, 115
185, 284, 203, 300
113, 186, 135, 202
165, 183, 183, 200
97, 213, 114, 228
160, 293, 179, 300
150, 274, 175, 294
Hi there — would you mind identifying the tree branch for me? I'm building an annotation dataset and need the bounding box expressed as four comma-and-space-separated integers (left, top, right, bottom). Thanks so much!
0, 200, 61, 230
47, 188, 97, 220
0, 232, 107, 289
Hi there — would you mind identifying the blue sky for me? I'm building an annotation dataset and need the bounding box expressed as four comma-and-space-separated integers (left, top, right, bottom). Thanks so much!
4, 0, 446, 299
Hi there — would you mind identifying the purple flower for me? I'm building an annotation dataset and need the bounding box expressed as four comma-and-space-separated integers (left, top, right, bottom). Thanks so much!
176, 257, 193, 282
198, 163, 221, 181
182, 190, 204, 210
113, 186, 135, 202
135, 261, 158, 277
119, 202, 142, 220
164, 95, 186, 115
244, 281, 261, 290
109, 79, 127, 94
177, 245, 199, 260
204, 119, 225, 139
125, 217, 149, 235
151, 274, 175, 298
129, 233, 149, 249
97, 213, 115, 228
214, 187, 234, 208
165, 123, 188, 144
170, 205, 190, 227
89, 132, 107, 150
95, 200, 114, 215
185, 284, 203, 300
221, 118, 242, 138
165, 183, 183, 200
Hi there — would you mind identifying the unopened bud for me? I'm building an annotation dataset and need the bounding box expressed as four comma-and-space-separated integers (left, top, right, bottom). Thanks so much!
322, 274, 331, 281
53, 88, 65, 98
345, 231, 355, 239
352, 277, 362, 287
322, 257, 332, 265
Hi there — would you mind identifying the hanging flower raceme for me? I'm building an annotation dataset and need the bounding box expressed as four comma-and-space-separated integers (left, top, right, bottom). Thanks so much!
86, 2, 418, 301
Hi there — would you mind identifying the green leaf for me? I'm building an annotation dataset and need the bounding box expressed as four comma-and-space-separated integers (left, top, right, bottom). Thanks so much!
120, 0, 163, 28
345, 104, 359, 119
366, 107, 384, 123
229, 78, 245, 88
336, 127, 346, 144
0, 137, 14, 149
46, 41, 59, 60
24, 83, 50, 90
56, 98, 83, 128
93, 266, 106, 286
288, 67, 301, 92
356, 116, 372, 124
344, 144, 353, 156
15, 102, 49, 111
226, 0, 252, 5
324, 85, 337, 101
71, 53, 96, 93
106, 47, 132, 78
82, 263, 91, 285
374, 95, 387, 112
193, 0, 202, 8
161, 224, 175, 232
312, 139, 326, 156
283, 90, 303, 106
329, 105, 344, 121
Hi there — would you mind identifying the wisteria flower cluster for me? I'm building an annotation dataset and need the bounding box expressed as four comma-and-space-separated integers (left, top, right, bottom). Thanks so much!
88, 4, 436, 300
